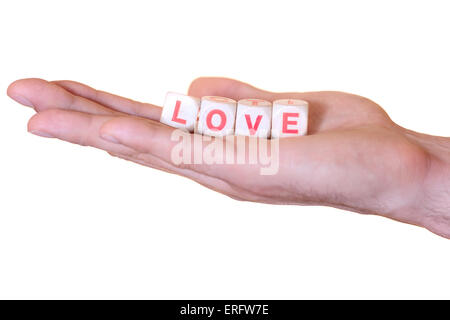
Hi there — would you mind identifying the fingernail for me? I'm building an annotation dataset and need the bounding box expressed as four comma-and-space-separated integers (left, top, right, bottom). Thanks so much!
30, 130, 54, 138
11, 94, 34, 108
101, 133, 119, 144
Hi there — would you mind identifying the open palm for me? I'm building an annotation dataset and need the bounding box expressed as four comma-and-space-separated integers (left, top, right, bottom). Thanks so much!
7, 77, 450, 237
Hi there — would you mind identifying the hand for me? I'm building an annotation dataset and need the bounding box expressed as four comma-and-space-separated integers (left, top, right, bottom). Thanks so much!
7, 77, 450, 238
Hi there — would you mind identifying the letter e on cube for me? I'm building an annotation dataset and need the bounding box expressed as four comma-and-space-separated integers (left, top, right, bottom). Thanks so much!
271, 99, 309, 138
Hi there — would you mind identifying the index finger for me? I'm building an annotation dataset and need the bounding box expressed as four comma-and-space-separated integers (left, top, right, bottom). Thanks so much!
99, 118, 282, 188
52, 80, 162, 120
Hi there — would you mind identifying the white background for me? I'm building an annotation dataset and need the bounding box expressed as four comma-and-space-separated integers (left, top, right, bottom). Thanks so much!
0, 0, 449, 299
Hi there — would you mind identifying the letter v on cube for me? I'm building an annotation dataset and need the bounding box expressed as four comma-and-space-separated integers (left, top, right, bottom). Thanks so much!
235, 98, 272, 138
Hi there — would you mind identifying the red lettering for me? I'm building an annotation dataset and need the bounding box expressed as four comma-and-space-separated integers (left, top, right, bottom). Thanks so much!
282, 112, 299, 134
171, 100, 186, 124
206, 109, 226, 131
246, 99, 261, 106
245, 114, 263, 135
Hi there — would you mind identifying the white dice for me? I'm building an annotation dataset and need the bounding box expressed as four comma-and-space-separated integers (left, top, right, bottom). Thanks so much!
196, 96, 237, 137
271, 99, 309, 138
160, 92, 200, 132
235, 99, 272, 138
160, 92, 310, 139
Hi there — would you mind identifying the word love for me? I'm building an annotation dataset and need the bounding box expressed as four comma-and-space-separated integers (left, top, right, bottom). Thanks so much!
160, 92, 309, 138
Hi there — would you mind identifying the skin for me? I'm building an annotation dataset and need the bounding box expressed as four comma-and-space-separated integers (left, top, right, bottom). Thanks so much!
6, 77, 450, 238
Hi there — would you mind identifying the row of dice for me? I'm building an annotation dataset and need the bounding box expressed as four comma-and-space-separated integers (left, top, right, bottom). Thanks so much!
160, 92, 309, 138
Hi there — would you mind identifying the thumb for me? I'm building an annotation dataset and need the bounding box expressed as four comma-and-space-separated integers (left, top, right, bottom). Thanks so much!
187, 77, 276, 101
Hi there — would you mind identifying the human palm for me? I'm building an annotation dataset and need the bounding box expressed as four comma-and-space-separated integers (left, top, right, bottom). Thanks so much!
7, 77, 450, 237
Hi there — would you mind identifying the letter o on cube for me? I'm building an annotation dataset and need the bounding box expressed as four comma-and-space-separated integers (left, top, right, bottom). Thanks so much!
271, 99, 309, 138
235, 99, 272, 138
196, 96, 237, 137
160, 92, 200, 132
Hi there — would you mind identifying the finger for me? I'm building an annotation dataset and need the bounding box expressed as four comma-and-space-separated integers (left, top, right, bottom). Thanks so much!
27, 107, 255, 200
108, 152, 250, 202
8, 78, 118, 116
27, 109, 136, 156
52, 80, 162, 120
188, 77, 319, 102
99, 117, 277, 189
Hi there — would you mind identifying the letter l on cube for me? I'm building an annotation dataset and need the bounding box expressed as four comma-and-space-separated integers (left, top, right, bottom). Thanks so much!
160, 92, 200, 132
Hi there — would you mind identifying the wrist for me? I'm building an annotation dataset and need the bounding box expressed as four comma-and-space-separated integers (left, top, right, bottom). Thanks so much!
404, 130, 450, 237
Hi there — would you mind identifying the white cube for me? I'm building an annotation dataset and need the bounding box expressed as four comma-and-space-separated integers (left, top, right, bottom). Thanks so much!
196, 96, 237, 137
160, 92, 200, 132
271, 99, 309, 138
235, 99, 272, 138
